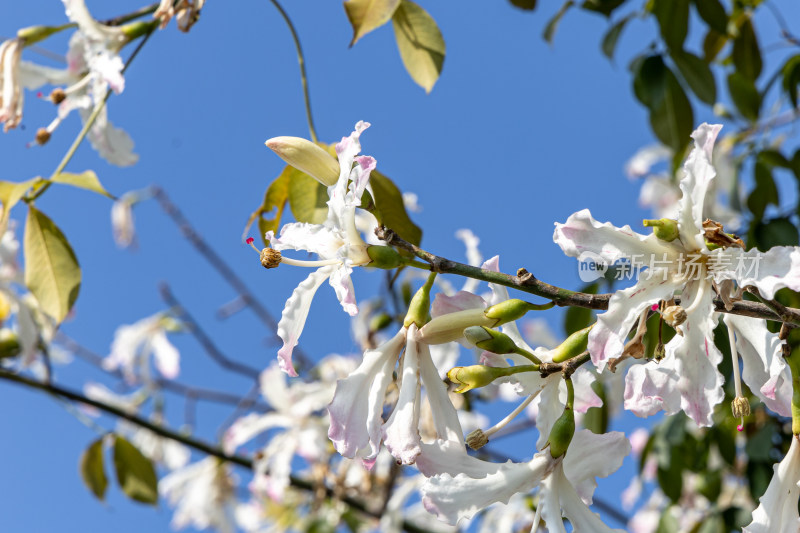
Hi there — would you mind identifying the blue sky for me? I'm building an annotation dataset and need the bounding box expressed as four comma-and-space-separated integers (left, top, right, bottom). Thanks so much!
2, 1, 800, 532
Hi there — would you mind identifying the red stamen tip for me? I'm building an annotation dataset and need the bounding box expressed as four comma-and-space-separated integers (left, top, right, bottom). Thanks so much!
246, 237, 254, 245
737, 424, 743, 432
651, 304, 658, 311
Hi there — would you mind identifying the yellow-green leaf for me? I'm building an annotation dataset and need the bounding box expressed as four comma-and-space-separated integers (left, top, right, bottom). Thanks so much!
24, 206, 81, 323
366, 170, 422, 245
113, 436, 158, 505
288, 167, 329, 224
0, 177, 42, 233
392, 0, 445, 93
80, 438, 108, 501
50, 171, 113, 199
243, 165, 292, 246
344, 0, 401, 46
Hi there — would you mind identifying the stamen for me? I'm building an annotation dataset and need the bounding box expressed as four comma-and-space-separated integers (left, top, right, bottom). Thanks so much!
530, 498, 543, 533
278, 256, 342, 268
483, 391, 539, 439
728, 325, 743, 399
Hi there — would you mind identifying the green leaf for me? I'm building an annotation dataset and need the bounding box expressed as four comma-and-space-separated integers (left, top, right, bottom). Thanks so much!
656, 510, 680, 533
732, 16, 762, 81
633, 55, 668, 109
582, 380, 608, 434
113, 436, 158, 505
601, 14, 631, 61
79, 438, 108, 501
344, 0, 401, 46
24, 206, 81, 323
781, 54, 800, 110
581, 0, 624, 17
649, 67, 694, 153
542, 1, 574, 45
745, 423, 776, 462
696, 514, 725, 533
50, 171, 113, 199
0, 177, 43, 232
754, 218, 799, 249
657, 451, 684, 502
747, 460, 773, 500
288, 168, 329, 225
727, 71, 761, 121
671, 50, 717, 105
691, 0, 728, 34
758, 149, 791, 169
244, 165, 292, 246
696, 469, 722, 502
652, 0, 689, 51
392, 0, 445, 93
366, 170, 422, 245
746, 161, 778, 220
509, 0, 537, 9
564, 282, 597, 334
702, 28, 728, 62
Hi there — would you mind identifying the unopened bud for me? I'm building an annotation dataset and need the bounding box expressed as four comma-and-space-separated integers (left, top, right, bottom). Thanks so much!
35, 128, 51, 146
643, 218, 679, 242
403, 273, 435, 329
551, 325, 591, 363
369, 312, 393, 333
447, 365, 506, 393
547, 406, 575, 459
484, 299, 530, 325
465, 429, 489, 450
120, 20, 158, 40
0, 328, 20, 359
661, 305, 687, 328
265, 137, 340, 187
732, 396, 750, 419
17, 24, 69, 45
366, 245, 402, 269
463, 326, 518, 354
49, 88, 66, 105
260, 248, 282, 269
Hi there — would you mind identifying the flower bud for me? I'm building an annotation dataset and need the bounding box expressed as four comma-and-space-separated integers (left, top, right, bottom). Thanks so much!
260, 248, 282, 269
731, 396, 750, 419
547, 406, 575, 459
463, 326, 519, 354
447, 365, 506, 393
17, 24, 70, 45
369, 312, 393, 333
0, 328, 20, 359
120, 20, 159, 40
417, 308, 494, 344
465, 429, 489, 450
551, 325, 591, 363
643, 218, 679, 242
484, 299, 530, 325
265, 137, 340, 187
366, 245, 402, 269
661, 305, 687, 328
404, 273, 435, 329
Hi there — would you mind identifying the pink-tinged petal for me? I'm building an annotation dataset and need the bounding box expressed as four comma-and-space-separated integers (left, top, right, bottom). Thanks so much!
151, 330, 180, 379
563, 430, 631, 505
276, 266, 335, 376
677, 123, 722, 251
223, 413, 291, 454
623, 360, 681, 418
431, 290, 486, 318
349, 155, 376, 205
590, 275, 683, 370
383, 331, 422, 464
717, 246, 800, 300
554, 208, 676, 265
572, 367, 603, 414
669, 280, 725, 426
327, 328, 405, 460
744, 436, 800, 533
421, 452, 558, 525
328, 264, 358, 316
267, 222, 344, 259
724, 314, 791, 417
629, 428, 650, 457
90, 52, 124, 93
554, 461, 626, 533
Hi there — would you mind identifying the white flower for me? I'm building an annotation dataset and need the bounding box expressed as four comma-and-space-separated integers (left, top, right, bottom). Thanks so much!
266, 121, 376, 376
110, 192, 140, 248
556, 123, 800, 426
745, 435, 800, 533
103, 313, 180, 383
160, 457, 237, 533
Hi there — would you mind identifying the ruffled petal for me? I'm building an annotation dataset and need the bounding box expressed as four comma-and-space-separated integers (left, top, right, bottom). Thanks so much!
744, 436, 800, 533
421, 452, 557, 525
328, 263, 358, 316
563, 430, 631, 505
589, 274, 683, 370
623, 361, 681, 418
716, 246, 800, 300
677, 123, 722, 251
267, 222, 344, 259
276, 266, 335, 376
724, 314, 791, 417
383, 329, 422, 464
223, 412, 292, 454
555, 461, 626, 533
554, 208, 676, 266
327, 327, 405, 460
80, 106, 138, 167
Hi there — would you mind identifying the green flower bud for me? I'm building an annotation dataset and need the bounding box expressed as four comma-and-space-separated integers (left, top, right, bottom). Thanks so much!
463, 326, 519, 354
366, 245, 402, 269
403, 273, 436, 329
643, 218, 679, 242
447, 365, 507, 393
17, 24, 72, 45
547, 406, 575, 458
120, 20, 159, 41
551, 325, 591, 363
369, 312, 393, 333
0, 329, 20, 359
484, 299, 531, 325
265, 137, 340, 187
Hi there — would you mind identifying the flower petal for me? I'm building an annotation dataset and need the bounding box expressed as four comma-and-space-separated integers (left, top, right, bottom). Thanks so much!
267, 222, 344, 259
383, 329, 422, 464
328, 263, 358, 316
276, 266, 335, 376
745, 436, 800, 533
563, 430, 631, 505
677, 123, 722, 251
431, 291, 486, 318
151, 330, 180, 379
717, 246, 800, 300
